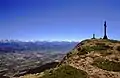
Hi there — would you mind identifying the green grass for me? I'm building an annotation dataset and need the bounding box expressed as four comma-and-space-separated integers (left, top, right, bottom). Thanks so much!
77, 45, 111, 55
73, 39, 114, 56
41, 65, 88, 78
92, 58, 120, 72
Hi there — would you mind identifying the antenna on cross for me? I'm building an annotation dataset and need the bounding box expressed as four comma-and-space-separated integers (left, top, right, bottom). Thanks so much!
103, 21, 108, 39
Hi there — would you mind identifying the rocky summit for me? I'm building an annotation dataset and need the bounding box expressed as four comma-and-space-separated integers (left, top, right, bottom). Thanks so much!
20, 39, 120, 78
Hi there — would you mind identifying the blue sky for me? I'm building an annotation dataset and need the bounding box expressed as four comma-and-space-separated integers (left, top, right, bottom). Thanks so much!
0, 0, 120, 41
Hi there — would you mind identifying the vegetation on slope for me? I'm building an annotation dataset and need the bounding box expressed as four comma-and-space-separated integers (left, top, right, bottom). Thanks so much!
71, 39, 120, 56
92, 58, 120, 72
41, 65, 88, 78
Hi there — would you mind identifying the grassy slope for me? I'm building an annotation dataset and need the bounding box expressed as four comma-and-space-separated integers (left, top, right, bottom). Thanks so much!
41, 65, 88, 78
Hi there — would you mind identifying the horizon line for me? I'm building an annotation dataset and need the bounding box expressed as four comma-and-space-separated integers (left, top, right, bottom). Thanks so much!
0, 39, 80, 42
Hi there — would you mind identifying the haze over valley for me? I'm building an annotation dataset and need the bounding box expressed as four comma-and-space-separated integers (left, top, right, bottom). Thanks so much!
0, 40, 78, 77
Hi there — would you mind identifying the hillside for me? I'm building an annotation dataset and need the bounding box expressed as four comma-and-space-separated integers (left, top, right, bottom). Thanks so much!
20, 39, 120, 78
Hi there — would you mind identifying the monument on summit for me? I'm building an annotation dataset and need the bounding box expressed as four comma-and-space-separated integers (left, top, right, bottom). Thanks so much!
103, 21, 108, 39
92, 34, 95, 39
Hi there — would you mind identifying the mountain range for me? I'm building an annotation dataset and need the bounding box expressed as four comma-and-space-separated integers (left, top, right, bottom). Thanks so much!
0, 40, 78, 53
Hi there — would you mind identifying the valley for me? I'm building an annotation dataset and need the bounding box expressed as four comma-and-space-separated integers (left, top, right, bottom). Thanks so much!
0, 41, 78, 78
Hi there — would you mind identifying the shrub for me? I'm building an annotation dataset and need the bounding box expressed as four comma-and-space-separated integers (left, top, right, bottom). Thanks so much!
107, 39, 120, 43
41, 65, 88, 78
77, 45, 109, 55
77, 49, 88, 55
92, 58, 120, 72
66, 52, 72, 58
116, 46, 120, 51
91, 46, 106, 50
77, 46, 93, 55
84, 45, 106, 51
99, 51, 112, 56
92, 44, 112, 51
95, 43, 106, 46
77, 47, 81, 51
